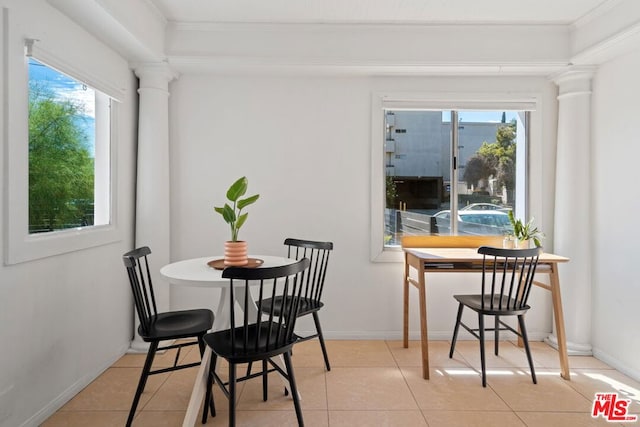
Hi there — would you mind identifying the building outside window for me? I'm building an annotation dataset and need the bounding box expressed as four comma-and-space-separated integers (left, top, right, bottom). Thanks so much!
383, 109, 529, 248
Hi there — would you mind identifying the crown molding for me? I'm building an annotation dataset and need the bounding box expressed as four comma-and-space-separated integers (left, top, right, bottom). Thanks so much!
571, 20, 640, 64
168, 55, 568, 77
571, 0, 626, 29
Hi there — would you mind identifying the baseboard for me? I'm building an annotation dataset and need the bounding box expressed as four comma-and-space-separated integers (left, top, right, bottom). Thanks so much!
19, 342, 131, 427
301, 330, 551, 342
544, 334, 593, 355
592, 348, 640, 382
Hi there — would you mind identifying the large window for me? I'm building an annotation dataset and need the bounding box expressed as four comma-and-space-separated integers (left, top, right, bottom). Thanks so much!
28, 58, 111, 233
370, 93, 537, 261
384, 109, 528, 247
4, 40, 120, 265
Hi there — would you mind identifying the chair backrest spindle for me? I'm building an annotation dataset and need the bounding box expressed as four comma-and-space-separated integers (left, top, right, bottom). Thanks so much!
222, 258, 310, 356
284, 238, 333, 308
122, 246, 159, 337
478, 246, 541, 312
229, 277, 236, 350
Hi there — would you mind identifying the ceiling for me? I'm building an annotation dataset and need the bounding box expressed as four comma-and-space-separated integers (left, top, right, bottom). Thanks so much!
147, 0, 617, 25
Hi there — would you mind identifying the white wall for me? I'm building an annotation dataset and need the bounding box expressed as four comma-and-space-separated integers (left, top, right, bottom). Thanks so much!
167, 73, 559, 342
590, 48, 640, 380
0, 1, 138, 426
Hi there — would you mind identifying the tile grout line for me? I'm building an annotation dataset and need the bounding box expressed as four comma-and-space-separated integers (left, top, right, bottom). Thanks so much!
42, 340, 640, 426
385, 340, 431, 426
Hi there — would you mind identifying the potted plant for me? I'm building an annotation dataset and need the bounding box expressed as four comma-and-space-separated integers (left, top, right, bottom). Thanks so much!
214, 176, 259, 266
507, 210, 544, 248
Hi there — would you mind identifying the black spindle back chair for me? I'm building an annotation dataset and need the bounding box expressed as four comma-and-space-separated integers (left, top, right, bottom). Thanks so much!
122, 247, 214, 427
281, 238, 333, 370
202, 258, 311, 427
449, 246, 541, 387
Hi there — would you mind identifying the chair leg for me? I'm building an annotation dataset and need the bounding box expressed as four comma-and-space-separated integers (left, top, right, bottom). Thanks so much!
518, 315, 537, 384
312, 312, 331, 371
127, 341, 158, 427
262, 360, 268, 401
202, 353, 217, 424
198, 335, 206, 356
494, 315, 500, 356
228, 362, 237, 427
449, 303, 464, 358
478, 314, 487, 387
283, 351, 304, 427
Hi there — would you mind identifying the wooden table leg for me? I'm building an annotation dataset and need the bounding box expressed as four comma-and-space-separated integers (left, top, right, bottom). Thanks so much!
404, 252, 429, 379
418, 265, 430, 379
182, 346, 211, 427
403, 252, 410, 348
549, 263, 571, 380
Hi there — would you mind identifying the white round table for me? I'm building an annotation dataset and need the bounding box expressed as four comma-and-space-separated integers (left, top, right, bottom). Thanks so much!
160, 255, 294, 284
160, 255, 295, 330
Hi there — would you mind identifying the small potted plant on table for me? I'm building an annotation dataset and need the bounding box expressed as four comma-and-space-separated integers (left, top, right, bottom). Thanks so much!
506, 210, 544, 249
214, 176, 259, 266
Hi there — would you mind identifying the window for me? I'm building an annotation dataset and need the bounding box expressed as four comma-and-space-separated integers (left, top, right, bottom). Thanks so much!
28, 58, 111, 233
371, 93, 537, 261
4, 40, 121, 265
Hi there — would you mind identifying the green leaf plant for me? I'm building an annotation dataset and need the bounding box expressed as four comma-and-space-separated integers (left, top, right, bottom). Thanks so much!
507, 210, 544, 248
214, 176, 260, 242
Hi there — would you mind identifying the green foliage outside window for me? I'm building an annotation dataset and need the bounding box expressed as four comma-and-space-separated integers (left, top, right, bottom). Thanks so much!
28, 82, 95, 233
463, 121, 517, 203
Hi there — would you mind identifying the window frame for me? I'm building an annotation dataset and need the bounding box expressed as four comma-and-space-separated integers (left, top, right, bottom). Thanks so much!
370, 91, 540, 262
4, 41, 123, 265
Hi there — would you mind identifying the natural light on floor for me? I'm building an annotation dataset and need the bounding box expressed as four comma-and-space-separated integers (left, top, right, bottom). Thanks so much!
42, 340, 640, 427
583, 372, 640, 403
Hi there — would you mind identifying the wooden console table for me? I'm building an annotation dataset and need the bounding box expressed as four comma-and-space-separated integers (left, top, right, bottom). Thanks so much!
402, 235, 571, 380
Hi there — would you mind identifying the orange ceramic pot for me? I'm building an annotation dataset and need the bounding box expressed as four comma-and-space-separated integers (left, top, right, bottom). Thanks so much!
224, 241, 248, 266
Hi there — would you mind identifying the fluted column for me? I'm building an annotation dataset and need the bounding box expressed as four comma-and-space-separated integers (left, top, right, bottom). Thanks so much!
129, 62, 178, 351
548, 67, 595, 355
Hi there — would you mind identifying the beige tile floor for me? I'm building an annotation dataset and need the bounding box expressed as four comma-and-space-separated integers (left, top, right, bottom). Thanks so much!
42, 339, 640, 427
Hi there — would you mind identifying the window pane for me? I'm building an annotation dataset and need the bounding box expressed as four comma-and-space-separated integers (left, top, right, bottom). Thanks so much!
384, 110, 451, 245
455, 111, 521, 237
28, 58, 102, 234
384, 109, 527, 247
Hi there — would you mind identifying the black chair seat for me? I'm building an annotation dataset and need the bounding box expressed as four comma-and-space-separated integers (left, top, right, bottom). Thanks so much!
262, 296, 324, 317
204, 323, 296, 363
140, 309, 214, 342
453, 294, 530, 316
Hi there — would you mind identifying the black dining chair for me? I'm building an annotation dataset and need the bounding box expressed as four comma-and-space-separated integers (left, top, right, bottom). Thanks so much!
122, 247, 214, 427
449, 246, 541, 387
201, 258, 311, 427
266, 238, 333, 371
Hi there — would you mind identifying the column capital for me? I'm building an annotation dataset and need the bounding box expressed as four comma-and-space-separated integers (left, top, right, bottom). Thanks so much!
550, 66, 596, 98
132, 61, 179, 90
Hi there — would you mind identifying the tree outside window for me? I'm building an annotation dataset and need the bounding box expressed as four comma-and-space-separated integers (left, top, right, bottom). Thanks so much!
28, 59, 96, 233
463, 122, 517, 204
